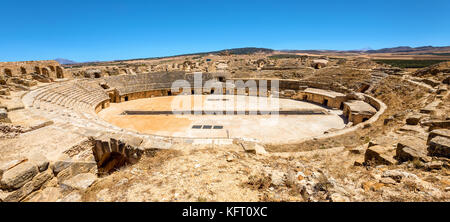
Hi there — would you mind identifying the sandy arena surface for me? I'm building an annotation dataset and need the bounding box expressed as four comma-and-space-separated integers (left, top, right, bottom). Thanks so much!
98, 95, 347, 143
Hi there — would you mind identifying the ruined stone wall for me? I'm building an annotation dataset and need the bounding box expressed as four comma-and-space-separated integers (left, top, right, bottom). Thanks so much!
294, 91, 346, 109
0, 60, 68, 79
95, 100, 110, 113
342, 104, 373, 124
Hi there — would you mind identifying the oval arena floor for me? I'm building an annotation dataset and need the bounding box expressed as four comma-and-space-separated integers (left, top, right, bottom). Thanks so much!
98, 95, 347, 143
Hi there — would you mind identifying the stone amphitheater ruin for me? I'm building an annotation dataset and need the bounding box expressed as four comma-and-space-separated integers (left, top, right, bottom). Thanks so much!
0, 55, 449, 202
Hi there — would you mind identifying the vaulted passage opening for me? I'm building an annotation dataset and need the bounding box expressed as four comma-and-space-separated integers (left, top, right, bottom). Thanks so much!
56, 66, 64, 78
4, 68, 12, 76
41, 68, 49, 77
97, 151, 129, 175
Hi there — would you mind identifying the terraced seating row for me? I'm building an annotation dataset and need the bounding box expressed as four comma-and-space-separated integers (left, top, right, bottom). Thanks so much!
28, 80, 109, 113
104, 72, 218, 95
20, 79, 201, 150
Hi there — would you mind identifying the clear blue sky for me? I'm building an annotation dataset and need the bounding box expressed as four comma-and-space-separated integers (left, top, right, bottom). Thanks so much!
1, 0, 449, 62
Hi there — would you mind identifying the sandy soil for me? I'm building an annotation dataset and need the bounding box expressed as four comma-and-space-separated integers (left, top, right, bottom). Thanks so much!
98, 95, 347, 143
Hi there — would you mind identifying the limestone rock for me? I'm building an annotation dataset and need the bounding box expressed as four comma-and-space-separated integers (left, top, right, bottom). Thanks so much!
54, 161, 97, 185
421, 78, 441, 87
69, 161, 97, 176
2, 168, 54, 202
42, 177, 58, 189
30, 169, 53, 190
254, 144, 268, 155
395, 138, 430, 163
0, 190, 13, 202
285, 170, 297, 188
51, 159, 73, 176
239, 141, 267, 154
0, 162, 38, 190
421, 120, 450, 131
379, 177, 397, 185
354, 156, 365, 166
56, 167, 73, 184
0, 158, 27, 178
443, 76, 450, 84
96, 188, 114, 202
384, 117, 395, 125
364, 145, 396, 165
427, 129, 450, 145
61, 173, 97, 191
428, 136, 450, 158
270, 170, 286, 187
24, 187, 62, 202
424, 161, 443, 170
398, 124, 425, 134
329, 193, 350, 202
406, 114, 423, 125
57, 191, 82, 202
0, 108, 8, 121
382, 170, 418, 183
2, 180, 35, 202
28, 152, 49, 172
0, 89, 10, 96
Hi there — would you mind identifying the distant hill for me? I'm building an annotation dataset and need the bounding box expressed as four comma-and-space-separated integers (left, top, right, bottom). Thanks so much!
365, 46, 450, 54
116, 47, 275, 62
280, 46, 450, 54
58, 45, 450, 65
175, 47, 274, 56
55, 58, 77, 65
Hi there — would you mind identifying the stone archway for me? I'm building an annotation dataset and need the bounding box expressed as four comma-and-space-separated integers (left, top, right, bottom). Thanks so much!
56, 66, 64, 78
41, 68, 49, 77
4, 68, 12, 76
93, 135, 143, 175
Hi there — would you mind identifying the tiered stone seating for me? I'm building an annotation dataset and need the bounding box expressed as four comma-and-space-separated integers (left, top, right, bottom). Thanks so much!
28, 80, 109, 113
104, 72, 187, 95
20, 75, 212, 149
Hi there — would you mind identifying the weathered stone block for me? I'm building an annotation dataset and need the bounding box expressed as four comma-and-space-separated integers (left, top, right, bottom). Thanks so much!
239, 141, 267, 154
30, 169, 53, 190
364, 145, 397, 165
2, 181, 35, 202
60, 173, 97, 191
427, 129, 450, 145
0, 89, 10, 96
395, 138, 429, 163
0, 108, 8, 121
28, 153, 49, 172
69, 161, 97, 176
119, 134, 143, 147
0, 162, 38, 190
424, 161, 443, 170
51, 160, 73, 176
23, 187, 62, 202
421, 120, 450, 131
428, 136, 450, 158
398, 124, 425, 133
2, 168, 52, 202
421, 79, 441, 87
406, 114, 423, 125
57, 191, 82, 202
0, 158, 27, 179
